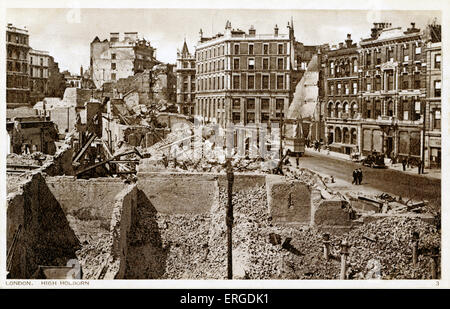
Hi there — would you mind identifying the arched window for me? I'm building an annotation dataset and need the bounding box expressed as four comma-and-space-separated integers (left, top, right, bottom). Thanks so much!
328, 102, 333, 117
351, 128, 357, 145
335, 102, 341, 118
335, 127, 342, 143
343, 127, 350, 144
387, 101, 394, 117
351, 102, 358, 118
343, 102, 349, 116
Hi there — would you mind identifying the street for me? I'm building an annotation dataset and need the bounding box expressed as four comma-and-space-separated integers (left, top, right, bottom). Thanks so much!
296, 151, 441, 210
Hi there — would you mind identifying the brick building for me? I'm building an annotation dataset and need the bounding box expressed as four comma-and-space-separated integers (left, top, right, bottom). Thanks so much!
194, 21, 296, 128
323, 34, 360, 155
176, 40, 196, 115
29, 49, 50, 104
6, 23, 31, 108
358, 22, 426, 160
47, 56, 66, 98
424, 23, 442, 168
90, 32, 158, 88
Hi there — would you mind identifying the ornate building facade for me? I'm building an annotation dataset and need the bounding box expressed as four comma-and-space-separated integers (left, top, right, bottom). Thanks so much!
6, 24, 31, 108
323, 34, 360, 155
176, 40, 196, 115
194, 21, 296, 128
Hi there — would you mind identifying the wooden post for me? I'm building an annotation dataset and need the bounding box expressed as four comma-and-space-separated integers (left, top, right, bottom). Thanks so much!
226, 159, 234, 279
430, 247, 439, 279
340, 240, 350, 280
412, 231, 419, 268
323, 233, 331, 260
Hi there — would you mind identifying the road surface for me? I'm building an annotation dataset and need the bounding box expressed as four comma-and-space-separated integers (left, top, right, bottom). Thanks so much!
295, 151, 441, 210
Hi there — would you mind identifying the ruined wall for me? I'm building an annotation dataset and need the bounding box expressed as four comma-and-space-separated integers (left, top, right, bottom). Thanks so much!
6, 173, 80, 279
45, 177, 127, 224
137, 172, 218, 214
48, 107, 77, 134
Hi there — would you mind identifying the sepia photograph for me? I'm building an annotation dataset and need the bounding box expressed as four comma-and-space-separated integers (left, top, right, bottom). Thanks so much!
1, 1, 446, 288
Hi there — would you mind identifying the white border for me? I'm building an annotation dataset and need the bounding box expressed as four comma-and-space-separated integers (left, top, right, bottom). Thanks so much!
0, 0, 448, 289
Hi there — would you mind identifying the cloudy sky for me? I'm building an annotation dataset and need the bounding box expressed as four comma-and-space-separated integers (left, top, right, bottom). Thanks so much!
6, 8, 440, 74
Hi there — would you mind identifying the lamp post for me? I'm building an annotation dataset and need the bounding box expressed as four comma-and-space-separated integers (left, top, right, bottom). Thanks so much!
225, 158, 234, 279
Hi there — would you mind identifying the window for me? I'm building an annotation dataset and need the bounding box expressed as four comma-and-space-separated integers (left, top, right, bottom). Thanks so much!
344, 83, 349, 95
375, 76, 381, 91
387, 48, 394, 62
435, 54, 441, 69
330, 61, 335, 75
249, 44, 254, 55
353, 82, 358, 94
248, 58, 255, 70
262, 58, 269, 70
414, 74, 421, 89
415, 47, 421, 55
261, 99, 270, 110
111, 63, 116, 70
277, 58, 284, 70
277, 75, 284, 89
234, 44, 240, 55
262, 75, 269, 89
387, 71, 394, 91
403, 45, 409, 62
434, 80, 441, 97
111, 73, 116, 80
366, 53, 371, 66
221, 76, 224, 89
276, 99, 284, 110
233, 99, 241, 109
248, 75, 255, 89
434, 110, 441, 130
402, 76, 409, 90
375, 100, 382, 118
414, 101, 421, 121
376, 51, 382, 65
247, 98, 255, 110
330, 84, 334, 95
278, 44, 283, 54
111, 53, 116, 60
337, 83, 342, 94
233, 75, 240, 89
233, 58, 240, 70
263, 44, 269, 55
353, 59, 358, 72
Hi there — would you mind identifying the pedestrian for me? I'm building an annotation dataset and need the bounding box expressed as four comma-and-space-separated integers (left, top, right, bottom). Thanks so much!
407, 155, 411, 168
357, 168, 363, 185
352, 169, 357, 185
417, 160, 422, 174
402, 158, 406, 171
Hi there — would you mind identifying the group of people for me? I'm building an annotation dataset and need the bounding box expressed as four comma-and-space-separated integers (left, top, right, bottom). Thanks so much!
352, 168, 363, 185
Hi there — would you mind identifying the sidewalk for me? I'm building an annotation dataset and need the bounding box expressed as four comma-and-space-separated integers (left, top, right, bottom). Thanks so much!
304, 147, 441, 180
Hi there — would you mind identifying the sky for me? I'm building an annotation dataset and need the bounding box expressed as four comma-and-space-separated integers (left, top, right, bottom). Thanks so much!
6, 8, 440, 74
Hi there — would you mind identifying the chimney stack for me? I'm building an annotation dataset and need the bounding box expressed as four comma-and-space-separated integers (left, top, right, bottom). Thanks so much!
110, 32, 119, 42
80, 66, 83, 76
249, 25, 256, 36
274, 24, 279, 37
345, 33, 353, 47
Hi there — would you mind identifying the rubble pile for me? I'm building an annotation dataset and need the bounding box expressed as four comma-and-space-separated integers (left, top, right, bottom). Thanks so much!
212, 185, 441, 280
125, 196, 226, 279
67, 215, 112, 279
7, 152, 53, 166
341, 217, 441, 279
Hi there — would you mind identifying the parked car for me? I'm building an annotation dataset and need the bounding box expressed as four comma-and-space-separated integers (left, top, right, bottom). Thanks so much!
362, 153, 386, 168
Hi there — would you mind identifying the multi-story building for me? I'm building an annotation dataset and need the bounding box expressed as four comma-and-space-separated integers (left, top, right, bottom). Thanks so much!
194, 21, 296, 128
90, 32, 158, 88
6, 23, 31, 108
358, 22, 426, 160
424, 23, 442, 168
29, 48, 50, 104
323, 34, 360, 155
176, 40, 196, 115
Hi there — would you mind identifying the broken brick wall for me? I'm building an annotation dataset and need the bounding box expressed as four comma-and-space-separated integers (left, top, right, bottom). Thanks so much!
6, 173, 80, 279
